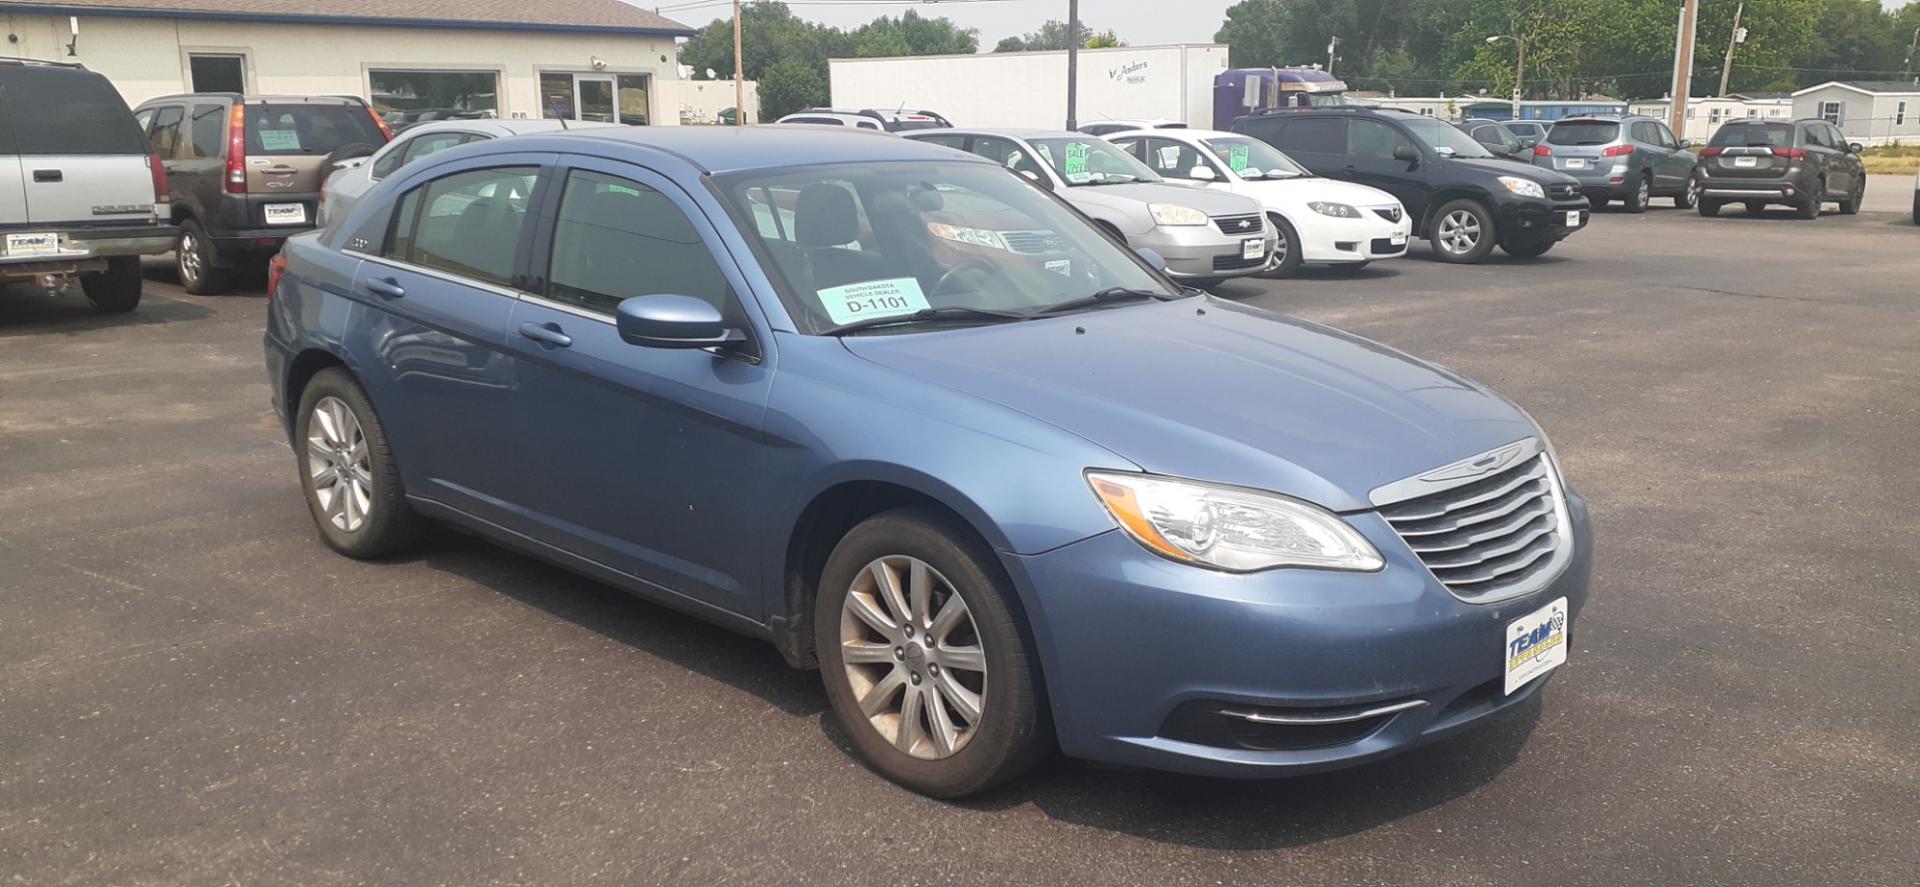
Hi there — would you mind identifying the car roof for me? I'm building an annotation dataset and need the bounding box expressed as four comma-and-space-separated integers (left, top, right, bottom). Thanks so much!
140, 93, 368, 106
1104, 128, 1237, 141
928, 127, 1078, 139
499, 125, 993, 175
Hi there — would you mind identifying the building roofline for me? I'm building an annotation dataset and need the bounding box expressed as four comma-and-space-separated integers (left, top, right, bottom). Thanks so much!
1791, 81, 1920, 98
0, 3, 696, 37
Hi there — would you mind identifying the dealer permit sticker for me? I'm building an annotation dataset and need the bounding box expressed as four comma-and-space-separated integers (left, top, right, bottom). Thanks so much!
1504, 597, 1569, 694
816, 277, 932, 326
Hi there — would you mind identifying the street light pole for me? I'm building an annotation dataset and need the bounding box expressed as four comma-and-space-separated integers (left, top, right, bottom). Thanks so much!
1065, 0, 1080, 130
732, 0, 745, 124
1718, 2, 1744, 97
1486, 35, 1525, 119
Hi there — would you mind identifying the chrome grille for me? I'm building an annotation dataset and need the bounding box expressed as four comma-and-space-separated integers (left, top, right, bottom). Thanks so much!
1377, 445, 1568, 603
1373, 207, 1402, 223
1001, 230, 1068, 255
1212, 214, 1264, 236
1547, 183, 1579, 201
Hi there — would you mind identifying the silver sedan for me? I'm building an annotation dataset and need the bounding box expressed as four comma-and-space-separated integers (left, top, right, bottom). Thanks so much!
319, 119, 616, 226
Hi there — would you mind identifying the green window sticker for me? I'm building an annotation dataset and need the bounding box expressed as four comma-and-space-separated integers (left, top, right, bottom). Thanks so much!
1064, 142, 1090, 176
257, 129, 302, 151
816, 277, 931, 326
1228, 144, 1250, 171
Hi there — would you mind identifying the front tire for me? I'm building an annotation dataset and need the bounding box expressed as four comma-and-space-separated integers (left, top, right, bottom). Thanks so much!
1675, 173, 1699, 209
1258, 213, 1303, 279
80, 256, 142, 313
294, 367, 424, 559
175, 220, 229, 295
1429, 199, 1496, 263
1623, 173, 1651, 213
814, 507, 1049, 798
1746, 201, 1767, 215
1837, 178, 1863, 215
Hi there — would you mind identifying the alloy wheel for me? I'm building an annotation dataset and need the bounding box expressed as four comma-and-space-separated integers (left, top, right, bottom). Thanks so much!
177, 232, 202, 286
1437, 210, 1481, 255
306, 395, 373, 533
1636, 177, 1651, 208
1273, 227, 1289, 265
839, 555, 987, 760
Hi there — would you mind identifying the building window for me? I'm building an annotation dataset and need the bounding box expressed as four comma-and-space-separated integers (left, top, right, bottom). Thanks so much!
1820, 101, 1844, 126
1899, 102, 1907, 126
189, 54, 246, 93
369, 70, 499, 130
1709, 107, 1722, 124
540, 72, 651, 125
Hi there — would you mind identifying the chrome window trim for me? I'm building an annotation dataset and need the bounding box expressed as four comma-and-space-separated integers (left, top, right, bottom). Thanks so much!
344, 250, 524, 301
518, 291, 615, 325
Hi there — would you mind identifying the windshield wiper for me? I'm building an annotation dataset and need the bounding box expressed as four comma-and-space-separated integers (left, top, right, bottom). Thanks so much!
1033, 286, 1184, 316
821, 305, 1034, 336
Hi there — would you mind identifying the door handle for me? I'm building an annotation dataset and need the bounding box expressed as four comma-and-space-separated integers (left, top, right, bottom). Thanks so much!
518, 321, 572, 349
32, 169, 62, 183
363, 277, 405, 299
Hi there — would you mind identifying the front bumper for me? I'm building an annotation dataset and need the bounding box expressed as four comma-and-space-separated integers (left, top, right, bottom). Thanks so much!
1294, 210, 1411, 264
1496, 198, 1590, 243
1135, 224, 1279, 280
1002, 489, 1593, 778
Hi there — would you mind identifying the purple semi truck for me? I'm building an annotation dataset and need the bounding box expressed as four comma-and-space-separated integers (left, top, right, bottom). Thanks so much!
1214, 67, 1349, 130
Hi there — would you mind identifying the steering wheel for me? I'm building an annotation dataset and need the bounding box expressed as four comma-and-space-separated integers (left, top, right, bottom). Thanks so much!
931, 257, 1004, 298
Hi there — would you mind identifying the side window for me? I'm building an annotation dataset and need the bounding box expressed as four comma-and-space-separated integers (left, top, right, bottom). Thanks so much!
1348, 119, 1414, 160
133, 108, 156, 138
402, 131, 470, 165
1278, 117, 1345, 154
189, 104, 226, 159
1654, 123, 1678, 148
1109, 136, 1145, 160
371, 142, 409, 179
1801, 125, 1827, 149
1140, 138, 1210, 179
547, 169, 732, 316
968, 136, 1043, 177
1629, 121, 1654, 144
148, 105, 185, 160
393, 166, 539, 287
1826, 125, 1848, 148
913, 134, 966, 150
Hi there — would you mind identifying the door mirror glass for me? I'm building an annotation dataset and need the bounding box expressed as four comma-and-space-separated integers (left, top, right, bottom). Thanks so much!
1848, 142, 1864, 154
1188, 165, 1217, 181
616, 295, 739, 349
1392, 144, 1421, 163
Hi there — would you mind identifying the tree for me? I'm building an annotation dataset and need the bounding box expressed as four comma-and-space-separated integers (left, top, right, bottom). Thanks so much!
1087, 30, 1126, 49
992, 19, 1104, 52
759, 56, 827, 119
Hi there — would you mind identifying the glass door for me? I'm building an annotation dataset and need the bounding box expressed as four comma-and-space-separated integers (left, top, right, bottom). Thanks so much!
576, 76, 616, 123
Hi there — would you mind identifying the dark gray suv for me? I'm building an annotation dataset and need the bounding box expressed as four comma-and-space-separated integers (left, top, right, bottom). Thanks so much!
1694, 118, 1866, 219
1531, 115, 1696, 212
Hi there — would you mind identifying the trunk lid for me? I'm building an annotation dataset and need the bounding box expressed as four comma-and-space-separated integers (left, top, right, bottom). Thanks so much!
1540, 120, 1622, 173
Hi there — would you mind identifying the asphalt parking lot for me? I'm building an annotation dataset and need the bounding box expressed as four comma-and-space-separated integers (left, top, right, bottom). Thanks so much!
3, 178, 1916, 886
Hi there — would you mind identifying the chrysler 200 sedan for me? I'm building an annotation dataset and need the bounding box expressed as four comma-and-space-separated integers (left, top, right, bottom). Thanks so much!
264, 127, 1592, 798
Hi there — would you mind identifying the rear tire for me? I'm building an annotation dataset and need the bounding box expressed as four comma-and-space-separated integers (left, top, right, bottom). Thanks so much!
80, 256, 142, 313
1258, 213, 1303, 279
294, 367, 425, 559
175, 220, 229, 295
1912, 190, 1919, 225
1674, 173, 1698, 209
1796, 182, 1823, 220
814, 507, 1050, 798
1428, 199, 1496, 264
1745, 201, 1767, 215
1623, 174, 1651, 213
1698, 198, 1723, 217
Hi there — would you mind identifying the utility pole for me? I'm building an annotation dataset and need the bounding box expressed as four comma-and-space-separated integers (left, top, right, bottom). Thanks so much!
1718, 3, 1745, 97
1670, 0, 1698, 137
1065, 0, 1079, 130
1327, 36, 1341, 75
732, 0, 745, 124
1904, 25, 1920, 81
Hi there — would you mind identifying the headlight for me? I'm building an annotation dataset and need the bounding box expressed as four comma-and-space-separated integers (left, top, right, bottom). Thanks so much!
1498, 176, 1546, 199
926, 223, 1008, 250
1307, 201, 1360, 218
1148, 204, 1210, 226
1086, 472, 1384, 573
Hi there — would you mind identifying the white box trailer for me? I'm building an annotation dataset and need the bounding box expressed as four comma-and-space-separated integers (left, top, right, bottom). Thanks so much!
828, 44, 1230, 130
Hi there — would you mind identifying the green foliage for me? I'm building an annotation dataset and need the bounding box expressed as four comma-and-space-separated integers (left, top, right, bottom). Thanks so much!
677, 2, 977, 119
1087, 30, 1127, 49
992, 19, 1104, 52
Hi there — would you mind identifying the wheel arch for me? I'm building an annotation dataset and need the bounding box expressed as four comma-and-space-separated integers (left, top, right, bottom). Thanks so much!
281, 348, 350, 441
1417, 187, 1491, 236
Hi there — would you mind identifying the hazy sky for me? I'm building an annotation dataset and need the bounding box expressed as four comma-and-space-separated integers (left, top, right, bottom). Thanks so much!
652, 0, 1243, 49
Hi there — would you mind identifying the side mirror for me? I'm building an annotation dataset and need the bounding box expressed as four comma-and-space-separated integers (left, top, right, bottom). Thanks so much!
1188, 165, 1217, 182
1392, 144, 1420, 163
616, 295, 741, 349
1134, 247, 1169, 273
1848, 142, 1864, 154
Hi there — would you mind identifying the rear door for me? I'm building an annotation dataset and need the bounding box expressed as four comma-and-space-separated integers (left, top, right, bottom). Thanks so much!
1261, 115, 1347, 178
1, 66, 154, 226
1821, 125, 1857, 193
1802, 124, 1844, 193
1651, 121, 1691, 187
169, 102, 229, 221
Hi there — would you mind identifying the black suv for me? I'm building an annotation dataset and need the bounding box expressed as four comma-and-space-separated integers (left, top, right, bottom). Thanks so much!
1233, 107, 1589, 262
1694, 118, 1867, 219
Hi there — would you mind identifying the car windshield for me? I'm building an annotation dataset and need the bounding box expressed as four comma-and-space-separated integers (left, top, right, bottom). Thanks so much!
1400, 117, 1495, 158
1709, 123, 1794, 148
1547, 121, 1622, 146
1198, 136, 1309, 179
1025, 137, 1162, 185
718, 162, 1178, 335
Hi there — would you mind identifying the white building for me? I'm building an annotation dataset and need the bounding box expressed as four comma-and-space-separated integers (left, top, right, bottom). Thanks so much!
0, 0, 696, 126
829, 44, 1229, 130
1790, 81, 1920, 146
1628, 95, 1793, 143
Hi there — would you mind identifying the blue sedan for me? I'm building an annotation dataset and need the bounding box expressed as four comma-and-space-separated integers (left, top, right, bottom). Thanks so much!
264, 127, 1592, 797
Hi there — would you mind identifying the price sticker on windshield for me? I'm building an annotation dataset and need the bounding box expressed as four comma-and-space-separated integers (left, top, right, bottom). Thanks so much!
817, 277, 932, 326
1228, 144, 1250, 171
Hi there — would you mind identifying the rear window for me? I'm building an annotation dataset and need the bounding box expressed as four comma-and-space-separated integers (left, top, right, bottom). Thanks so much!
888, 119, 948, 132
0, 66, 148, 155
1709, 122, 1793, 148
245, 103, 384, 156
1547, 121, 1620, 146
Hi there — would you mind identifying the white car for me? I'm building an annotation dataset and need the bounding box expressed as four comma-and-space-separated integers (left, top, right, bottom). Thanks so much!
1078, 118, 1188, 136
1107, 128, 1413, 276
319, 119, 614, 226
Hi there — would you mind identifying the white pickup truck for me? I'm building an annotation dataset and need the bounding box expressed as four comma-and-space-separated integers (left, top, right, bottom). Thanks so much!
1, 59, 176, 312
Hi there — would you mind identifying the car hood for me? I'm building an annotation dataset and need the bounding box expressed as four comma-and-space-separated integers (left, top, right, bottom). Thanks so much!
840, 299, 1539, 512
1061, 181, 1260, 216
1238, 177, 1400, 209
1448, 155, 1580, 187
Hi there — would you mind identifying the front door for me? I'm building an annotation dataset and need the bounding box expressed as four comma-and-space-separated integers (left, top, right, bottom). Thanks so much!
1344, 118, 1433, 223
503, 159, 773, 616
575, 76, 616, 123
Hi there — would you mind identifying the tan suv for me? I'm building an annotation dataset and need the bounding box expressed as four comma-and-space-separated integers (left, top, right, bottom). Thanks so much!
133, 94, 389, 292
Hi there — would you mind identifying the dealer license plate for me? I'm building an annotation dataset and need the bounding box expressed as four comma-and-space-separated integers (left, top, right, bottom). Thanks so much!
5, 232, 59, 256
1241, 238, 1266, 261
1565, 210, 1582, 228
263, 203, 307, 226
1564, 158, 1587, 170
1733, 156, 1758, 168
1505, 597, 1569, 695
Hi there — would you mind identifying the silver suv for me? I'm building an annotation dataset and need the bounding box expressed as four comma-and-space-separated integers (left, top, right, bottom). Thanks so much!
1530, 114, 1698, 212
0, 59, 176, 312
